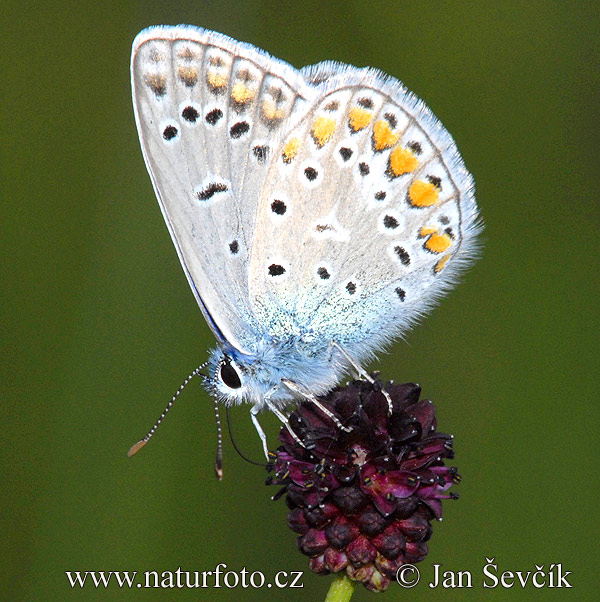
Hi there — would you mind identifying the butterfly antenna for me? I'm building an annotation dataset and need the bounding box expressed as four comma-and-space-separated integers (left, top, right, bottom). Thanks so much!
127, 362, 208, 457
213, 398, 224, 480
225, 406, 269, 468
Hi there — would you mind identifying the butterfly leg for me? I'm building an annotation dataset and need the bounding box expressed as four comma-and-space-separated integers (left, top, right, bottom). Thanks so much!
250, 405, 271, 461
330, 341, 393, 415
262, 397, 307, 450
281, 378, 352, 433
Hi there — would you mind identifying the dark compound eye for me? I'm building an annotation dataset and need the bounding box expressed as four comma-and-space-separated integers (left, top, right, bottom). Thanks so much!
220, 359, 242, 389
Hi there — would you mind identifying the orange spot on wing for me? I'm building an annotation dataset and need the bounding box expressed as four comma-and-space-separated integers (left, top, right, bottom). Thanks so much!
144, 73, 167, 95
408, 180, 440, 207
419, 226, 438, 237
262, 99, 284, 121
311, 116, 337, 147
373, 120, 400, 151
282, 137, 301, 163
178, 66, 198, 86
389, 147, 419, 176
425, 233, 452, 254
348, 107, 372, 132
207, 71, 228, 89
231, 82, 255, 104
434, 255, 450, 273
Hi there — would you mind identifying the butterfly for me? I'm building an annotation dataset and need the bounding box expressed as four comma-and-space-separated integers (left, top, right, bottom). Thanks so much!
130, 25, 480, 459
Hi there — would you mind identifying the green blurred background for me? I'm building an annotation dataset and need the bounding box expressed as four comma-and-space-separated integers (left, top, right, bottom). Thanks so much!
2, 1, 598, 600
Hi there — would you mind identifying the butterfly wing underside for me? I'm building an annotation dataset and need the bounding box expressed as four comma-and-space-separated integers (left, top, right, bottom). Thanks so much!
132, 26, 479, 364
248, 64, 479, 359
131, 26, 312, 353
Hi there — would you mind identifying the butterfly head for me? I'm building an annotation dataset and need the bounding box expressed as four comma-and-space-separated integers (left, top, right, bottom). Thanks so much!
206, 345, 288, 407
205, 348, 247, 403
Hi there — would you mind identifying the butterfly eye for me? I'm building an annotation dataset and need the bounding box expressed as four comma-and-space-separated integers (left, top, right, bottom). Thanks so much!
220, 359, 242, 389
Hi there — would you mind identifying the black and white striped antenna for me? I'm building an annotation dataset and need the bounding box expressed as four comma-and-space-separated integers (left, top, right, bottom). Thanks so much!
128, 362, 225, 479
127, 361, 269, 478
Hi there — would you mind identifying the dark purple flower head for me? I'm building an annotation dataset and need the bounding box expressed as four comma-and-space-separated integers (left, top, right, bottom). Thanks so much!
268, 378, 460, 592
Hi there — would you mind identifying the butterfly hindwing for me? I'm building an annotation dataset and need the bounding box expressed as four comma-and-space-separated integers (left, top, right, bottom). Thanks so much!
249, 65, 479, 359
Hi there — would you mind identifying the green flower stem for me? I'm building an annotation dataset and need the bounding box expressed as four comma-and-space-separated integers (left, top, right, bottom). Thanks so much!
325, 574, 355, 602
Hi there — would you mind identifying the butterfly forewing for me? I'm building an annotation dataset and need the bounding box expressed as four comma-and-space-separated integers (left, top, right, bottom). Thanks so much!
131, 26, 312, 353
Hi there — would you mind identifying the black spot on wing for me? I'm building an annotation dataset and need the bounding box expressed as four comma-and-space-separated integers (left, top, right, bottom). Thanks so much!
197, 182, 228, 201
339, 147, 353, 161
253, 145, 268, 163
205, 108, 223, 125
383, 215, 399, 229
304, 166, 318, 181
407, 141, 422, 155
230, 121, 250, 138
427, 175, 442, 189
162, 125, 178, 140
394, 246, 411, 266
268, 264, 285, 276
384, 112, 397, 128
182, 106, 199, 122
271, 200, 287, 215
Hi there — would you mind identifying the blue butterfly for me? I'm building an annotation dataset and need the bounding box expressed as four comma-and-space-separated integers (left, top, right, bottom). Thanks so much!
129, 25, 480, 461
